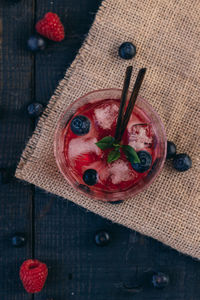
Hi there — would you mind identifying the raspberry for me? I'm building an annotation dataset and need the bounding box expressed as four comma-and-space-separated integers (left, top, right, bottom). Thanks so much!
20, 259, 48, 293
36, 12, 65, 42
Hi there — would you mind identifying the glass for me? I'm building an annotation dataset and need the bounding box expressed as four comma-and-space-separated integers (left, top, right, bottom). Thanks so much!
54, 89, 167, 202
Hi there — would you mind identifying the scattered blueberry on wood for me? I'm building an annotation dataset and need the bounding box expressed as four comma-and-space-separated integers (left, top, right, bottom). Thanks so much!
11, 233, 27, 247
152, 272, 170, 289
27, 103, 44, 117
94, 230, 110, 246
119, 42, 136, 60
27, 35, 46, 52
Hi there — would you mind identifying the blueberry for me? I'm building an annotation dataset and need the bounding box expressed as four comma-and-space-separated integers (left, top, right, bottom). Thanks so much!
11, 233, 26, 247
173, 153, 192, 172
27, 103, 44, 117
94, 230, 110, 246
83, 169, 97, 186
70, 115, 90, 136
131, 151, 152, 173
167, 141, 176, 159
152, 272, 170, 289
119, 42, 136, 60
27, 35, 46, 52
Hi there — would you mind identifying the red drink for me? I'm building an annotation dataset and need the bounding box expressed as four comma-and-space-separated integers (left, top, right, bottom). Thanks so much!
54, 89, 166, 201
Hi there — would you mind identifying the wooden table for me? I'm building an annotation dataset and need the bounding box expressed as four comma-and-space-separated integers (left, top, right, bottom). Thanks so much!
0, 1, 199, 299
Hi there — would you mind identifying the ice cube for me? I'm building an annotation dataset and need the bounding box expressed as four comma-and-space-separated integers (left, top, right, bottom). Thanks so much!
68, 137, 101, 159
94, 104, 119, 129
109, 160, 132, 184
99, 165, 110, 181
128, 124, 153, 150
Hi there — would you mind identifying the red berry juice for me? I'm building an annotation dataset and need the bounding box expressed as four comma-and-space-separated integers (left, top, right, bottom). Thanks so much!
63, 98, 158, 198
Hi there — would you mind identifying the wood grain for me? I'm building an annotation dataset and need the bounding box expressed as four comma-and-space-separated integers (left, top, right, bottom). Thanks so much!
0, 1, 34, 299
0, 0, 200, 299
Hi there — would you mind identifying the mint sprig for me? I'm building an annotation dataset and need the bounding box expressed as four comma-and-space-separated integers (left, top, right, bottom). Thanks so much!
107, 149, 121, 163
95, 136, 140, 164
122, 145, 140, 163
95, 136, 114, 150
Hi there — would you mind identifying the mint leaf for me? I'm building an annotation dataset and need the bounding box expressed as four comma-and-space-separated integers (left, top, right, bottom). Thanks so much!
113, 143, 121, 147
107, 150, 121, 163
95, 136, 115, 150
122, 145, 140, 163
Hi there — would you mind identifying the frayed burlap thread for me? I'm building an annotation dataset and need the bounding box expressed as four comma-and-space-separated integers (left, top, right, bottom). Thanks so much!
16, 0, 200, 259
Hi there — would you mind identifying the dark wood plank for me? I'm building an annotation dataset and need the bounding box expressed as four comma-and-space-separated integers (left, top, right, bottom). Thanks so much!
1, 0, 199, 299
0, 1, 34, 299
34, 195, 200, 300
33, 1, 200, 300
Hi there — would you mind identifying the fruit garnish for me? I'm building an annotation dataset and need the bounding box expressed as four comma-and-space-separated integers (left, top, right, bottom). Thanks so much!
83, 169, 98, 185
131, 150, 152, 173
70, 115, 90, 136
96, 66, 146, 164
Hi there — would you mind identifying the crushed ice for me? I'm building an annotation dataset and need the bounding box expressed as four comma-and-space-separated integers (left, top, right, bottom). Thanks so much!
94, 104, 118, 129
128, 124, 153, 150
68, 137, 100, 159
109, 160, 132, 184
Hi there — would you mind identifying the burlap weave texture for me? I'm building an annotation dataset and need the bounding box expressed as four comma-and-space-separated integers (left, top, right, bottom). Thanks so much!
16, 0, 200, 258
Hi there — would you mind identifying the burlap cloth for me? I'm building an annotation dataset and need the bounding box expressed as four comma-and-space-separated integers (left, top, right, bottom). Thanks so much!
16, 0, 200, 259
